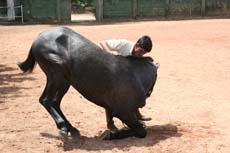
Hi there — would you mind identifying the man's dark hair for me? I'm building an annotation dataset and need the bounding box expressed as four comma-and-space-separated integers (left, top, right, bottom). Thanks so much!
136, 35, 152, 52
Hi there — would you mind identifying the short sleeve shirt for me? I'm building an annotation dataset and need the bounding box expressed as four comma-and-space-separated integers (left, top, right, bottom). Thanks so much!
105, 39, 135, 56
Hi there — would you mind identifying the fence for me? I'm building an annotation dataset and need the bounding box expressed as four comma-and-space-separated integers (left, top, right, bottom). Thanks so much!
101, 0, 230, 19
0, 0, 23, 23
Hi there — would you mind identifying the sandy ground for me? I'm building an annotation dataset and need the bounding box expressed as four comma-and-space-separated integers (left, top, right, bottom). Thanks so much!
71, 13, 96, 21
0, 19, 230, 153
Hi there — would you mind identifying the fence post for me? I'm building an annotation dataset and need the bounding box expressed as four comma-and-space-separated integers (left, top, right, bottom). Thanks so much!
165, 0, 170, 17
132, 0, 137, 19
201, 0, 206, 16
56, 0, 61, 21
7, 0, 15, 20
96, 0, 103, 22
223, 1, 227, 12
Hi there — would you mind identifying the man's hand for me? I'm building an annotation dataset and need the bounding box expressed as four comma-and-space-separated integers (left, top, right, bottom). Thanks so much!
99, 41, 118, 55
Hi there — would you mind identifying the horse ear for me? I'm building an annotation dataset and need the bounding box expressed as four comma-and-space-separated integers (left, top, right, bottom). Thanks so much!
56, 34, 69, 50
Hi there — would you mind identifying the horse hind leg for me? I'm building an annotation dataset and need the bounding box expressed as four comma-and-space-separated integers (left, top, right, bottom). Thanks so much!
39, 76, 80, 142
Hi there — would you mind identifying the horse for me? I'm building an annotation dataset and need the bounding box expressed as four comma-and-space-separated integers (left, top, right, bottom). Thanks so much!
17, 27, 158, 141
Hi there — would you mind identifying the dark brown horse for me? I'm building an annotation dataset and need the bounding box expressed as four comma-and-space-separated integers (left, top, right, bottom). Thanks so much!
17, 27, 158, 142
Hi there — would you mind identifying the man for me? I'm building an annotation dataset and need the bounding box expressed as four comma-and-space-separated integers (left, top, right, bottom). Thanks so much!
99, 35, 152, 57
99, 35, 154, 121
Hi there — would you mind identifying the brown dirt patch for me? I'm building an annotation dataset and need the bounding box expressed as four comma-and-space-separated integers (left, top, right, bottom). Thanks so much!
0, 19, 230, 152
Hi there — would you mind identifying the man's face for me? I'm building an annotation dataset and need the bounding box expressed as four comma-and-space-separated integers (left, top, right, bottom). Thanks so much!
132, 46, 147, 57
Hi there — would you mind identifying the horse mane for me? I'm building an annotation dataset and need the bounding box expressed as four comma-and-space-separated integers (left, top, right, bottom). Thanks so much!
125, 56, 154, 65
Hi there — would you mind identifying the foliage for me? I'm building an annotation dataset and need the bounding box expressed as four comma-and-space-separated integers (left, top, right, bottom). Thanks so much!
71, 0, 96, 14
71, 0, 96, 7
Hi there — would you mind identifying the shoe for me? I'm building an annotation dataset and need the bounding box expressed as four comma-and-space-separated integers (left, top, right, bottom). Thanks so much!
139, 115, 152, 121
155, 62, 160, 69
135, 110, 152, 121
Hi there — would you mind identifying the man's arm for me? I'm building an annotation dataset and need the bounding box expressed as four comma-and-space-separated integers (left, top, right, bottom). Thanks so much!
99, 40, 118, 55
99, 41, 112, 51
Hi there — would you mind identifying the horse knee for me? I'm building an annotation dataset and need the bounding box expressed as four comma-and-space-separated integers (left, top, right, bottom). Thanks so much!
119, 112, 147, 138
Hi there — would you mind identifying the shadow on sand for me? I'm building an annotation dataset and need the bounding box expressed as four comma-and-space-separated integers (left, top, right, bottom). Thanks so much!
40, 124, 182, 151
0, 64, 36, 103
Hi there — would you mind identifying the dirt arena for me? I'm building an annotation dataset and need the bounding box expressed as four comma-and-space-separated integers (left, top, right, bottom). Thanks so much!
0, 19, 230, 153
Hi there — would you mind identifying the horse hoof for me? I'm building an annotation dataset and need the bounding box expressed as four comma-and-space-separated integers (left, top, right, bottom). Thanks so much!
59, 129, 68, 143
70, 128, 80, 139
100, 130, 111, 140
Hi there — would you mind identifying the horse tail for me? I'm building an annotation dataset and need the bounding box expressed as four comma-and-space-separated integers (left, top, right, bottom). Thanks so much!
17, 48, 36, 73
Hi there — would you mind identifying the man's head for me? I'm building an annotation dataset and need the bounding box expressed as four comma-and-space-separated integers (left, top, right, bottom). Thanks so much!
132, 35, 152, 57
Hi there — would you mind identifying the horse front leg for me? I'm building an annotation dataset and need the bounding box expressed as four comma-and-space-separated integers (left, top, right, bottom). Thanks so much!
105, 109, 118, 131
102, 112, 147, 140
